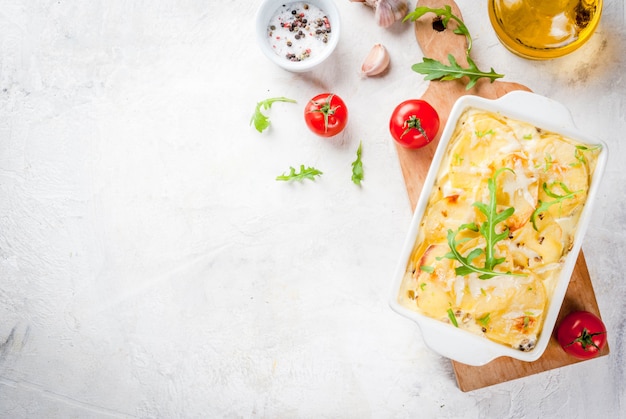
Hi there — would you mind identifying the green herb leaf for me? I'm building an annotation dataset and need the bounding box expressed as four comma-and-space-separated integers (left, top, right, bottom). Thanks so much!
405, 7, 504, 90
420, 265, 434, 273
447, 308, 459, 327
276, 165, 323, 182
530, 181, 583, 230
411, 55, 504, 91
445, 168, 526, 279
351, 141, 364, 185
404, 6, 472, 51
542, 153, 553, 172
477, 313, 490, 327
475, 129, 495, 138
572, 144, 601, 167
250, 96, 297, 133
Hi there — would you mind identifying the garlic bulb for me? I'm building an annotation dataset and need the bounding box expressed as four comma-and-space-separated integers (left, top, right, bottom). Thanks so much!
361, 43, 390, 77
350, 0, 408, 28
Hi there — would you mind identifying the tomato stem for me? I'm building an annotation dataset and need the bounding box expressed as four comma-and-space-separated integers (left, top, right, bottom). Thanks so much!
565, 328, 606, 351
401, 115, 429, 141
308, 94, 340, 133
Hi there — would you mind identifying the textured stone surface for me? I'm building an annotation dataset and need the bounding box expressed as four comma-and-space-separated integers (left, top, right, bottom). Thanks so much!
0, 0, 624, 417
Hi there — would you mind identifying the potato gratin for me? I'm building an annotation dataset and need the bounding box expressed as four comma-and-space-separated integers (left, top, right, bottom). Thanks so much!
397, 108, 601, 351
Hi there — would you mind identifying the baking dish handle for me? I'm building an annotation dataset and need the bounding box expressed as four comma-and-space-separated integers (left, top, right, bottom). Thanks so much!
419, 320, 504, 366
493, 90, 576, 129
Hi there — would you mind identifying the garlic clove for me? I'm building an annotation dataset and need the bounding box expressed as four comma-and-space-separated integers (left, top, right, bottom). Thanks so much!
374, 0, 408, 28
361, 43, 390, 77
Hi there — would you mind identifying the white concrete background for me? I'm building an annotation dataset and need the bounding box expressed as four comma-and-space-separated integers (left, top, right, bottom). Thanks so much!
0, 0, 624, 417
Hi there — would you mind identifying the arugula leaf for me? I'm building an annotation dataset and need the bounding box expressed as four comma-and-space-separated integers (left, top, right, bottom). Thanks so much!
405, 6, 472, 52
530, 181, 583, 230
572, 144, 601, 167
477, 313, 491, 327
474, 168, 516, 272
250, 96, 297, 133
541, 153, 554, 172
442, 168, 526, 279
447, 308, 459, 327
405, 7, 504, 90
351, 141, 364, 185
411, 55, 504, 90
475, 129, 495, 138
276, 165, 323, 182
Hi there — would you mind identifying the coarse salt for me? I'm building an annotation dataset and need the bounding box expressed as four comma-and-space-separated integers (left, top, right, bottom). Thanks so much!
266, 2, 332, 62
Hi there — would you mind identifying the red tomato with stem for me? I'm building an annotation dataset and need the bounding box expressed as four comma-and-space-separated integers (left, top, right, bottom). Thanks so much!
389, 99, 440, 149
304, 93, 348, 137
556, 311, 607, 360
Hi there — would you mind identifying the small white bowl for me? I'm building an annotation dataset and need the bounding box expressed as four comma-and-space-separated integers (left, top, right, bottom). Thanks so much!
255, 0, 341, 73
389, 91, 608, 366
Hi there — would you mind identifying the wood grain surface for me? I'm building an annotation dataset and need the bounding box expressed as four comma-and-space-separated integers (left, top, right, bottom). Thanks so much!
395, 0, 609, 392
453, 253, 609, 392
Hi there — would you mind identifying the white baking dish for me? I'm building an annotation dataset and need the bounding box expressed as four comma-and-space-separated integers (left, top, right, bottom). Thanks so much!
389, 91, 608, 366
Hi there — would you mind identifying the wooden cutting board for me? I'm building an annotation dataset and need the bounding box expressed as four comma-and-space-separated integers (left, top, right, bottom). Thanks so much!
395, 0, 609, 392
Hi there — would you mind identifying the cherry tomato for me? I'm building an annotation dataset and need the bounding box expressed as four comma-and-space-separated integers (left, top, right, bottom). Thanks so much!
556, 311, 607, 360
304, 93, 348, 137
389, 99, 440, 149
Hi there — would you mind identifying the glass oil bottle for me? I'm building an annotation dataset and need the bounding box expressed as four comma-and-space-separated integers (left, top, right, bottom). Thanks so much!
488, 0, 603, 59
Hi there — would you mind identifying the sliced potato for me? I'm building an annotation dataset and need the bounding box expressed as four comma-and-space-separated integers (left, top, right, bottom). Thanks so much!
412, 244, 456, 319
397, 108, 602, 353
494, 155, 539, 231
481, 275, 547, 350
512, 212, 565, 267
421, 194, 477, 242
444, 112, 520, 191
535, 134, 589, 218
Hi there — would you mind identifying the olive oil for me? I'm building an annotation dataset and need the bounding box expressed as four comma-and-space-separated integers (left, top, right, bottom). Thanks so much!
488, 0, 602, 59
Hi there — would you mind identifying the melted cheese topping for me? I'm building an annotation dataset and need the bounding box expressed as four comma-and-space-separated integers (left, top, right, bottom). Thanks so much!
398, 108, 601, 351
